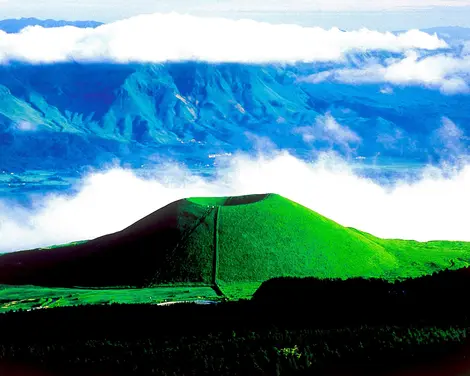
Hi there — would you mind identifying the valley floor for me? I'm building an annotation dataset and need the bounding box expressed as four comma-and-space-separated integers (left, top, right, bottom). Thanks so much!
0, 285, 221, 313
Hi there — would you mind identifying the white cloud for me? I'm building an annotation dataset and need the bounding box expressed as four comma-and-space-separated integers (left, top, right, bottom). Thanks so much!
431, 117, 470, 159
380, 86, 394, 94
2, 151, 470, 252
463, 41, 470, 55
14, 120, 37, 131
244, 132, 278, 152
304, 50, 470, 93
294, 113, 361, 152
0, 13, 448, 64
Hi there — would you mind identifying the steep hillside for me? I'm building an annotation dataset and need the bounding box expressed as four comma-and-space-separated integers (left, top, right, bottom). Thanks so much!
1, 62, 469, 171
0, 197, 216, 287
0, 194, 468, 292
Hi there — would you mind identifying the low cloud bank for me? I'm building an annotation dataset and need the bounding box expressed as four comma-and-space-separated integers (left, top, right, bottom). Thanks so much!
294, 113, 361, 153
1, 152, 470, 252
304, 50, 470, 93
0, 13, 447, 64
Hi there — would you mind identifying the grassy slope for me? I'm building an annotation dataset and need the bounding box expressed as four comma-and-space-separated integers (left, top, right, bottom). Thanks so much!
356, 230, 470, 278
218, 194, 396, 281
39, 240, 88, 250
1, 193, 470, 305
0, 285, 219, 313
216, 194, 470, 298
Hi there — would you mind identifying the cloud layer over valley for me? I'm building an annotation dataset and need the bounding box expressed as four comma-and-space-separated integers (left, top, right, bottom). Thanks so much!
1, 14, 469, 253
304, 50, 470, 93
1, 152, 470, 252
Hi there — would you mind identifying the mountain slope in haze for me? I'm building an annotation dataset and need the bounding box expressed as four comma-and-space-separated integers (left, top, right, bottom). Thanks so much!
0, 18, 103, 33
420, 26, 470, 40
1, 61, 469, 171
0, 193, 468, 291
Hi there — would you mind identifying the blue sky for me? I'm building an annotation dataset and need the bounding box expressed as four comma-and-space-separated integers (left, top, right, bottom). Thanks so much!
1, 0, 470, 30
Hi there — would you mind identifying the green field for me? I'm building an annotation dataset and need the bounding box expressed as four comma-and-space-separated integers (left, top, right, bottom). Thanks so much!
0, 285, 220, 313
213, 194, 470, 297
1, 193, 470, 309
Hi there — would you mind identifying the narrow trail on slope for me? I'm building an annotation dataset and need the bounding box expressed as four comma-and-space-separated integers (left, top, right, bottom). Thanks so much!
212, 205, 224, 297
146, 205, 215, 287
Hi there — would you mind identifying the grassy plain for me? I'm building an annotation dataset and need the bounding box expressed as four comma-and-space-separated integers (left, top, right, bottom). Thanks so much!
0, 285, 220, 313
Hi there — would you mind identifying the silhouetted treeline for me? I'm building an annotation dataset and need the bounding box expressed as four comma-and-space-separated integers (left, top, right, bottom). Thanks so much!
1, 266, 470, 344
253, 266, 470, 325
1, 267, 470, 374
0, 322, 467, 376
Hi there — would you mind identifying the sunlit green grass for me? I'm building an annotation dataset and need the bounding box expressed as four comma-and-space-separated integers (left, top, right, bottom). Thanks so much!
0, 285, 220, 313
215, 194, 470, 298
40, 240, 88, 250
218, 282, 264, 300
181, 194, 470, 299
2, 193, 470, 304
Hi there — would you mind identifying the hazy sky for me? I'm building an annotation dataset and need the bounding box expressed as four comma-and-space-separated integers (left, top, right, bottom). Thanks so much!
1, 0, 470, 30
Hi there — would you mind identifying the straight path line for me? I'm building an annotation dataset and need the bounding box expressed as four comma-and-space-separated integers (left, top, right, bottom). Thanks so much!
212, 206, 224, 296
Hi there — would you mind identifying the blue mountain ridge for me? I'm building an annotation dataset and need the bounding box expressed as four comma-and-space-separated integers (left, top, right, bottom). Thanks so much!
0, 19, 469, 173
0, 18, 103, 33
1, 60, 469, 173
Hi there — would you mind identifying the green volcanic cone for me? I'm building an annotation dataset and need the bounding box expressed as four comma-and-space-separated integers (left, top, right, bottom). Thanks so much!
0, 193, 469, 296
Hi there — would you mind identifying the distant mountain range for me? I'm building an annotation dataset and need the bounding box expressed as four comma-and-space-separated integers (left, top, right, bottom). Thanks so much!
0, 17, 103, 33
0, 19, 469, 173
420, 26, 470, 40
0, 60, 468, 171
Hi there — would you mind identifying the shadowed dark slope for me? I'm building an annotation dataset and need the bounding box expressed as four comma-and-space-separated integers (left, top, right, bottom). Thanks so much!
0, 199, 215, 287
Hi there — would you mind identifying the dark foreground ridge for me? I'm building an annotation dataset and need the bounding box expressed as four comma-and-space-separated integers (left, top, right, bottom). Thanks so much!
0, 193, 469, 291
2, 268, 470, 375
